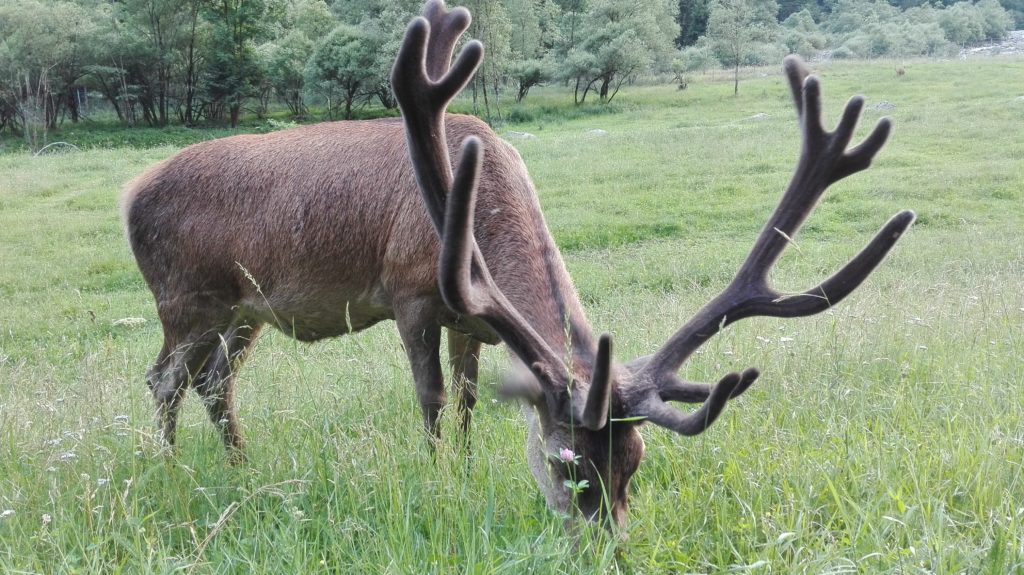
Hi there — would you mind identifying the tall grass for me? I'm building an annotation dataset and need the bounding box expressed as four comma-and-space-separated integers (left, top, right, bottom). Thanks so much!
1, 57, 1022, 573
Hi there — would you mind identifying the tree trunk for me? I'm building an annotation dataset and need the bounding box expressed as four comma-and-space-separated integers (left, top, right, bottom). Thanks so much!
181, 8, 200, 125
66, 86, 81, 123
734, 61, 739, 95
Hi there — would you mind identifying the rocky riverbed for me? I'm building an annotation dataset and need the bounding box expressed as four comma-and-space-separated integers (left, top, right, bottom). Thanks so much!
961, 29, 1024, 57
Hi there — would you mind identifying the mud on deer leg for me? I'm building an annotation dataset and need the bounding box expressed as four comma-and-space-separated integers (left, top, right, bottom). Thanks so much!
193, 322, 262, 464
447, 329, 481, 446
150, 334, 220, 452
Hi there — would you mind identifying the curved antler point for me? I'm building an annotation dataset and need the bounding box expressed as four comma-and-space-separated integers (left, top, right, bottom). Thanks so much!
461, 135, 482, 152
889, 209, 917, 233
462, 39, 484, 59
783, 54, 807, 74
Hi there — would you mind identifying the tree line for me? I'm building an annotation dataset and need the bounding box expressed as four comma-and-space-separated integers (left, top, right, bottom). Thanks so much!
0, 0, 1017, 147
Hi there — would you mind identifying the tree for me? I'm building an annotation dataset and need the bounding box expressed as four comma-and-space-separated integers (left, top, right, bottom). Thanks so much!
305, 24, 378, 119
975, 0, 1014, 41
998, 0, 1024, 28
705, 0, 778, 95
263, 32, 314, 116
557, 0, 678, 104
260, 0, 334, 117
678, 0, 711, 46
463, 0, 513, 120
506, 0, 556, 102
0, 0, 101, 147
203, 0, 268, 127
781, 8, 825, 58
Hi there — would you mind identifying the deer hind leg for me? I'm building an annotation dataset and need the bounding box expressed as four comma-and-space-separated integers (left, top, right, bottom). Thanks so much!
447, 330, 481, 441
148, 298, 233, 451
192, 321, 263, 463
395, 301, 445, 443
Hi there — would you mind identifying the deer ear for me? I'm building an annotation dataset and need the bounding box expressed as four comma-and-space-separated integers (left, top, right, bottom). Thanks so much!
529, 362, 555, 387
498, 363, 544, 404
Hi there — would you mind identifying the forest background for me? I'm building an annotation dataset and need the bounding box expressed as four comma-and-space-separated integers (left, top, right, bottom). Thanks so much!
0, 0, 1020, 152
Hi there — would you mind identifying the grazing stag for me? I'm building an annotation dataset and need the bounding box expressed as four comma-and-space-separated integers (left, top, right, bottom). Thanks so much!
123, 0, 914, 526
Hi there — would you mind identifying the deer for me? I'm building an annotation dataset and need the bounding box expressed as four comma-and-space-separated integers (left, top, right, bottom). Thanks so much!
122, 0, 914, 527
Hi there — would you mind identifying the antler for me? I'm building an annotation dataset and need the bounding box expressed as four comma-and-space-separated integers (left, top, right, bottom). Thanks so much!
391, 1, 613, 429
627, 55, 915, 433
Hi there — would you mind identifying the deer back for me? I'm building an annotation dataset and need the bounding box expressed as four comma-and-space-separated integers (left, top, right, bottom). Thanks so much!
122, 115, 576, 345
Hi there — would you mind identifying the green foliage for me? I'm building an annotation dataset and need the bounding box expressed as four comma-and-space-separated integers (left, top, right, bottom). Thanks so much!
257, 0, 334, 118
0, 0, 1019, 137
262, 32, 315, 117
674, 39, 718, 78
463, 0, 513, 119
509, 59, 554, 102
819, 0, 1013, 59
304, 24, 380, 119
0, 0, 103, 146
677, 0, 712, 46
556, 0, 679, 104
203, 0, 269, 127
1001, 0, 1024, 27
706, 0, 778, 93
780, 9, 826, 57
938, 0, 1013, 45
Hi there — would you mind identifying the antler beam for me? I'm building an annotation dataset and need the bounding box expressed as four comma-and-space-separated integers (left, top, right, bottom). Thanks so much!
391, 0, 612, 429
630, 55, 915, 428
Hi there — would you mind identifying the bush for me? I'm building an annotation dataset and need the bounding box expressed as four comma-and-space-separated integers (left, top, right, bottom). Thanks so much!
940, 2, 987, 45
781, 9, 827, 58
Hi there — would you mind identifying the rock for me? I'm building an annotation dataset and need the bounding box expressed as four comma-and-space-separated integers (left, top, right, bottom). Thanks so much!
870, 101, 895, 111
504, 131, 535, 140
586, 129, 608, 136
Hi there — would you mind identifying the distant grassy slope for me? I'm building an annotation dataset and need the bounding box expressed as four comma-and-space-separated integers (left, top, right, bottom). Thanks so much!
0, 57, 1022, 573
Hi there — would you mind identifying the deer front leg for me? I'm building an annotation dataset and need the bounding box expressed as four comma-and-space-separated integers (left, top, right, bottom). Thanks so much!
395, 301, 445, 443
447, 329, 481, 440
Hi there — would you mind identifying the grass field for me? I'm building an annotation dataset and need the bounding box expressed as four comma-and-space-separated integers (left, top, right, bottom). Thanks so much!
1, 57, 1023, 573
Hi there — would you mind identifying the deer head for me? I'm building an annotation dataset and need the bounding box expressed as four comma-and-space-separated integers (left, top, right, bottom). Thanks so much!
392, 1, 914, 526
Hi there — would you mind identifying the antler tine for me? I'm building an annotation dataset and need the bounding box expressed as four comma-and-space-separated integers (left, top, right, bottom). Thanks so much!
391, 1, 482, 233
639, 369, 759, 436
395, 4, 611, 424
441, 137, 612, 428
625, 355, 756, 403
422, 0, 470, 81
629, 55, 913, 434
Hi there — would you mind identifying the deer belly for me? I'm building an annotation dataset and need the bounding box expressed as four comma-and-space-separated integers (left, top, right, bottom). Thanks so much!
242, 289, 394, 342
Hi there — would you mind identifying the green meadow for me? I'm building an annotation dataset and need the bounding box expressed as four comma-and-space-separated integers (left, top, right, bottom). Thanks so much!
1, 57, 1022, 573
